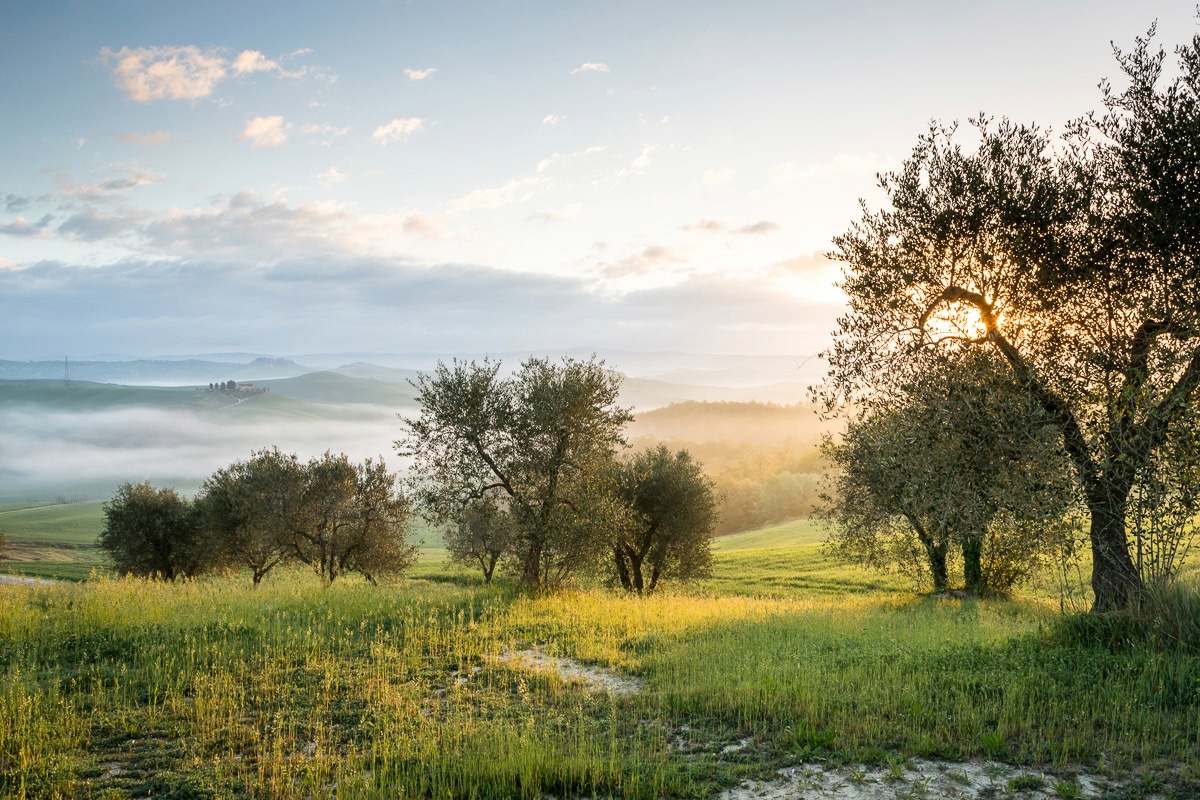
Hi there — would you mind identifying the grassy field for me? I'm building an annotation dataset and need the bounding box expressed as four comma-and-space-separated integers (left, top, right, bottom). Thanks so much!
3, 509, 1199, 798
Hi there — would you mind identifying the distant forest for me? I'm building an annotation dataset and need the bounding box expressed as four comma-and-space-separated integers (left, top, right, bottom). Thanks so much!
627, 401, 830, 534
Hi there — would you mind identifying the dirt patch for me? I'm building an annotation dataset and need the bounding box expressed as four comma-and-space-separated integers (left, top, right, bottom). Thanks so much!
720, 758, 1124, 800
0, 574, 56, 587
490, 649, 642, 695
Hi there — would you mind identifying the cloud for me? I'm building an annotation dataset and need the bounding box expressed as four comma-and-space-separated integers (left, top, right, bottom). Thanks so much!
404, 67, 437, 80
239, 116, 291, 148
768, 153, 890, 185
98, 45, 311, 102
571, 62, 610, 75
5, 194, 32, 212
0, 256, 840, 359
771, 252, 838, 277
59, 167, 166, 200
732, 221, 779, 235
316, 167, 345, 189
536, 145, 604, 173
542, 114, 561, 126
595, 244, 684, 278
681, 218, 724, 233
451, 176, 545, 212
290, 48, 313, 57
372, 117, 425, 145
119, 131, 172, 146
0, 214, 55, 238
57, 208, 147, 242
703, 168, 736, 186
630, 145, 655, 171
99, 45, 228, 101
231, 50, 280, 74
526, 204, 581, 224
299, 122, 350, 145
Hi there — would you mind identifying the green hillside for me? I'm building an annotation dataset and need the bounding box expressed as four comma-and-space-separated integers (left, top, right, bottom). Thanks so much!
712, 519, 826, 551
0, 500, 106, 547
260, 371, 419, 406
0, 380, 201, 411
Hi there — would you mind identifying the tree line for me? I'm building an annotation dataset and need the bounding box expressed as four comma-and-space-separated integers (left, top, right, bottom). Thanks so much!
99, 451, 416, 585
102, 355, 719, 593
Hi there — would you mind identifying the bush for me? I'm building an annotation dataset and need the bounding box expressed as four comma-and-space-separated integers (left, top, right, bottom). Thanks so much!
99, 482, 204, 580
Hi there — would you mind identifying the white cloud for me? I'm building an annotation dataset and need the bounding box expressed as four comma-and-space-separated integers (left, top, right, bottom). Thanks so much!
316, 167, 345, 189
571, 62, 610, 75
681, 218, 724, 233
404, 67, 437, 80
299, 122, 350, 145
703, 167, 736, 186
99, 45, 228, 101
0, 214, 55, 238
527, 204, 582, 224
732, 221, 779, 235
451, 176, 545, 212
542, 114, 561, 126
631, 145, 655, 171
768, 153, 890, 184
596, 244, 684, 278
231, 50, 280, 74
372, 117, 425, 145
59, 167, 166, 200
238, 116, 291, 148
290, 48, 313, 57
119, 131, 171, 146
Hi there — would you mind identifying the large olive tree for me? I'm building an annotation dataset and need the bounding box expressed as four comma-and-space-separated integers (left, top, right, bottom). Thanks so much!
400, 355, 631, 590
823, 28, 1200, 611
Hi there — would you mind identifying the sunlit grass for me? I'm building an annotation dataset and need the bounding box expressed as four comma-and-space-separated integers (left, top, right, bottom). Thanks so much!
2, 562, 1199, 798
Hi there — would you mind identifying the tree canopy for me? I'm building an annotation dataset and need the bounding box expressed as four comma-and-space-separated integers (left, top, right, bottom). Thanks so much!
400, 355, 632, 590
611, 444, 718, 594
823, 27, 1200, 611
99, 482, 204, 580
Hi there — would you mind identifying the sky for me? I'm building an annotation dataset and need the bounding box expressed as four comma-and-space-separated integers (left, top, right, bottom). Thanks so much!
1, 0, 1196, 360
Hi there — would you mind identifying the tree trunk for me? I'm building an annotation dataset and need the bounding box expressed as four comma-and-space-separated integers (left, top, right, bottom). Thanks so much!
1087, 487, 1142, 612
629, 551, 645, 595
927, 542, 949, 592
962, 535, 984, 595
613, 546, 633, 591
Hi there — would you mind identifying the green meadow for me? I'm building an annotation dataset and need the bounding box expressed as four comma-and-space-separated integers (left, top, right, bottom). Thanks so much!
2, 505, 1200, 798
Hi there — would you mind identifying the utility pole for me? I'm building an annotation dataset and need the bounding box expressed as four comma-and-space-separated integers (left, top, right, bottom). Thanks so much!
64, 355, 70, 387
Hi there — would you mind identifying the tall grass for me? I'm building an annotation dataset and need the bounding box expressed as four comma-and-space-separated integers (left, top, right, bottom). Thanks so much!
2, 560, 1199, 797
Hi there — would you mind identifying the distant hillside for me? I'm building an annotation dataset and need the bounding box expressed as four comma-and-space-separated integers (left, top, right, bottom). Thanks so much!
0, 380, 201, 411
260, 371, 419, 407
0, 357, 310, 385
627, 400, 830, 444
333, 362, 424, 385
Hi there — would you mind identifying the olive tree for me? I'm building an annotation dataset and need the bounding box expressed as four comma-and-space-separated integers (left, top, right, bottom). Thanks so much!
612, 445, 719, 594
822, 353, 1076, 594
400, 355, 632, 590
195, 447, 305, 585
99, 482, 204, 580
446, 492, 515, 584
292, 452, 415, 585
823, 28, 1200, 611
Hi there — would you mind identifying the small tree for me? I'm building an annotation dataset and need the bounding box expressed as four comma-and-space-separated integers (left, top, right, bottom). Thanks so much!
612, 445, 718, 594
822, 353, 1077, 594
446, 492, 515, 584
292, 452, 415, 585
196, 447, 306, 585
401, 355, 632, 590
99, 482, 204, 580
